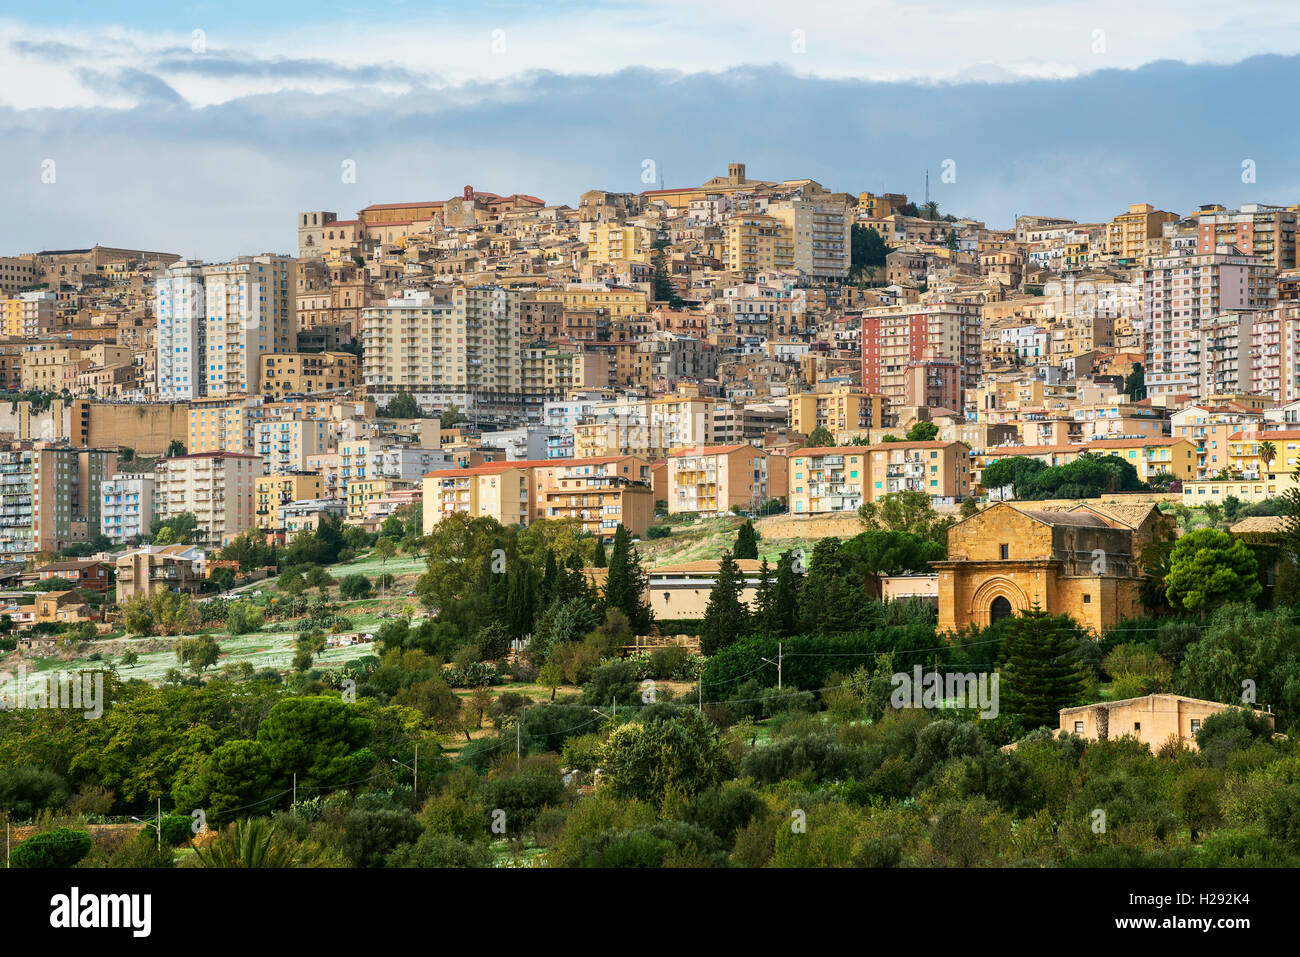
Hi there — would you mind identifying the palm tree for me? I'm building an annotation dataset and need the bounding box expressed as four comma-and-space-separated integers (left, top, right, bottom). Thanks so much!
1259, 440, 1277, 477
923, 200, 939, 220
192, 818, 306, 868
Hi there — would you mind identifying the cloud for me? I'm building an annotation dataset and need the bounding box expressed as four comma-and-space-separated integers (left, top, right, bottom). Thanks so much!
1, 56, 1297, 259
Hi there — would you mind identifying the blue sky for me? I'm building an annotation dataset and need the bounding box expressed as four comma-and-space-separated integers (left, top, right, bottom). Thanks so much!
2, 2, 1299, 258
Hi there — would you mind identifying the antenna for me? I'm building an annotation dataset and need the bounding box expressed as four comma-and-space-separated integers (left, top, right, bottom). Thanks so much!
925, 170, 930, 206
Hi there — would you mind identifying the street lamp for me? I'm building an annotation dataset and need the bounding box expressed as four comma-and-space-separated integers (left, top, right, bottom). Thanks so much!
391, 745, 418, 797
130, 798, 162, 852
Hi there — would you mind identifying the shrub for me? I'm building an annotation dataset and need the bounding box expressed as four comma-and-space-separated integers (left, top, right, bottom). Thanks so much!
11, 827, 93, 868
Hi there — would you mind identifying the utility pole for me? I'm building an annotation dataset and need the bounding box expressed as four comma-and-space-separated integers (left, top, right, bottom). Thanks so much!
612, 696, 616, 719
413, 745, 418, 799
292, 772, 297, 808
516, 707, 524, 771
777, 642, 783, 691
156, 798, 161, 853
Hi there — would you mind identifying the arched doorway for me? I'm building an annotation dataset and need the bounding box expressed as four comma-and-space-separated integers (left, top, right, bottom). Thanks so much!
989, 595, 1013, 624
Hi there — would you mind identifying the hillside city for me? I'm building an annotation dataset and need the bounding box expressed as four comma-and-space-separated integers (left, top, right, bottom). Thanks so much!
0, 162, 1298, 871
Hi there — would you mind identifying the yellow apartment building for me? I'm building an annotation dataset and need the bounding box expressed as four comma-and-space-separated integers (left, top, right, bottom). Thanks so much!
1106, 203, 1177, 261
259, 352, 360, 399
789, 441, 972, 514
422, 464, 529, 532
789, 387, 885, 438
1227, 429, 1300, 480
255, 473, 324, 529
586, 223, 654, 265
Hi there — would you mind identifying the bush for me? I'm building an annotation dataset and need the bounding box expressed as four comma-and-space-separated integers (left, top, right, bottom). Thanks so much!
11, 827, 93, 868
159, 814, 195, 846
0, 766, 70, 820
339, 574, 373, 600
387, 831, 493, 868
644, 526, 671, 539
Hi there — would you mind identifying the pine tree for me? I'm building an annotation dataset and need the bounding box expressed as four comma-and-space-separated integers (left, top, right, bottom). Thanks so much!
798, 537, 862, 636
998, 607, 1086, 730
701, 550, 750, 656
734, 519, 759, 560
603, 524, 651, 632
594, 539, 607, 568
540, 549, 559, 605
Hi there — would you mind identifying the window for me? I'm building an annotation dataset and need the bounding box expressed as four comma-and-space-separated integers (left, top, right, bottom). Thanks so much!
1083, 594, 1091, 604
1074, 721, 1084, 734
999, 544, 1009, 560
1133, 722, 1141, 732
1190, 719, 1201, 733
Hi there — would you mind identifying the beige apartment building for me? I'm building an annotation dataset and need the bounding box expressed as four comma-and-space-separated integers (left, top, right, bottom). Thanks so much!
667, 444, 788, 516
586, 223, 654, 265
115, 544, 205, 601
1197, 203, 1297, 269
724, 214, 795, 278
155, 451, 265, 548
360, 286, 522, 412
2, 291, 57, 338
526, 454, 653, 540
188, 395, 262, 456
259, 352, 360, 399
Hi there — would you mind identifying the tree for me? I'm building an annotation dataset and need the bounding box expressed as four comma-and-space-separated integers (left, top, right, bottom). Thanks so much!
806, 425, 835, 447
593, 539, 607, 568
380, 392, 422, 419
998, 608, 1086, 730
700, 550, 750, 656
177, 635, 220, 674
539, 660, 563, 701
1259, 441, 1277, 475
440, 402, 467, 429
603, 524, 651, 633
165, 440, 187, 458
733, 519, 759, 560
192, 819, 304, 868
1165, 528, 1262, 613
858, 490, 952, 547
121, 649, 139, 669
904, 421, 939, 442
764, 549, 802, 638
1124, 362, 1146, 401
374, 537, 398, 595
339, 573, 373, 600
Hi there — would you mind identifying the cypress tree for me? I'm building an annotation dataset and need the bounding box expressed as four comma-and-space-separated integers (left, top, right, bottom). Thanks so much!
503, 563, 537, 641
771, 549, 802, 638
701, 549, 750, 656
999, 607, 1086, 730
540, 549, 559, 604
752, 558, 775, 635
594, 538, 607, 568
603, 524, 651, 632
734, 519, 759, 560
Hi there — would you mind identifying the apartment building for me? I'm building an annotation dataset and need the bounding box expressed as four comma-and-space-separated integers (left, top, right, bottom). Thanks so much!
422, 463, 530, 531
1171, 405, 1264, 479
1196, 203, 1297, 269
115, 544, 206, 601
724, 214, 794, 278
1, 291, 57, 338
666, 444, 788, 516
253, 416, 330, 474
1142, 246, 1276, 399
280, 498, 348, 537
860, 301, 981, 414
154, 451, 265, 548
155, 255, 296, 400
788, 440, 972, 514
188, 395, 263, 455
255, 473, 324, 529
0, 447, 112, 557
530, 455, 654, 540
0, 256, 39, 295
259, 351, 360, 399
100, 473, 155, 544
1106, 203, 1178, 261
360, 286, 522, 417
586, 223, 654, 265
789, 387, 885, 438
767, 193, 852, 279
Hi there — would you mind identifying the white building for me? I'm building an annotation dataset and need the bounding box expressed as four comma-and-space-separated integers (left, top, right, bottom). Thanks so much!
101, 473, 155, 544
155, 261, 207, 400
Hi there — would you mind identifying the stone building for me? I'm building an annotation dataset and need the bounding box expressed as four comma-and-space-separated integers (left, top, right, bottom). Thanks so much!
933, 501, 1172, 634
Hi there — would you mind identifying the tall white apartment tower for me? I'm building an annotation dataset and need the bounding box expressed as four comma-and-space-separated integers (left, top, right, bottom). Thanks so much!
156, 261, 207, 400
202, 255, 295, 397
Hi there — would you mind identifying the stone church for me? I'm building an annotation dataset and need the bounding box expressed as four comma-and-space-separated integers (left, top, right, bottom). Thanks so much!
933, 501, 1173, 634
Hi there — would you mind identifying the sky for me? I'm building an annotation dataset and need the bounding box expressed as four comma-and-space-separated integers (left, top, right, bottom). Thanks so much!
3, 1, 1300, 259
